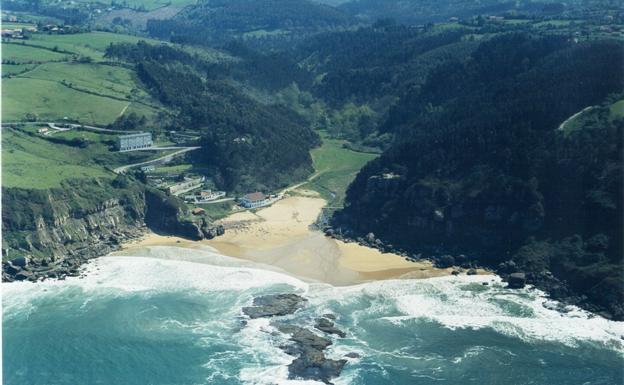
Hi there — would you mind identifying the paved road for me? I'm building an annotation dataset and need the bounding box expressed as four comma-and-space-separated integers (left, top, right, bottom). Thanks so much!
194, 197, 236, 205
114, 147, 201, 174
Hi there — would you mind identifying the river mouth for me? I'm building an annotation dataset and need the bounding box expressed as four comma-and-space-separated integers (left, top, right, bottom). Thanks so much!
3, 250, 624, 385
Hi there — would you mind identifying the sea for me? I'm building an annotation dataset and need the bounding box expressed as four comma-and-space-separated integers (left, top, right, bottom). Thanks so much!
3, 246, 623, 385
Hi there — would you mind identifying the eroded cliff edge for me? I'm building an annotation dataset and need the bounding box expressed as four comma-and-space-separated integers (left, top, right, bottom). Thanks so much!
2, 175, 223, 282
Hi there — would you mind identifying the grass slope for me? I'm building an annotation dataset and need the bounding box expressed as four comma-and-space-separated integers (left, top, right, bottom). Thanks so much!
306, 133, 377, 206
3, 77, 131, 124
2, 32, 166, 124
2, 128, 112, 189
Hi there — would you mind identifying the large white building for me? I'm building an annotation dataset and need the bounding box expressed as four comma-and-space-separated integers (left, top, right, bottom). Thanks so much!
117, 132, 153, 152
240, 192, 269, 208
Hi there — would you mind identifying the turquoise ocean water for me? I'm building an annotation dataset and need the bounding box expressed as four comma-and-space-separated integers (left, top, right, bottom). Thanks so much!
3, 246, 624, 384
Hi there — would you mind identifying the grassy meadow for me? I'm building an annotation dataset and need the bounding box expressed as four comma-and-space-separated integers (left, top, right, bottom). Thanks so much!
3, 127, 179, 189
2, 32, 165, 124
2, 128, 113, 189
305, 133, 377, 206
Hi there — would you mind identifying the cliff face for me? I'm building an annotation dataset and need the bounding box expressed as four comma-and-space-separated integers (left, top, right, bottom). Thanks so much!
2, 176, 222, 282
331, 37, 624, 319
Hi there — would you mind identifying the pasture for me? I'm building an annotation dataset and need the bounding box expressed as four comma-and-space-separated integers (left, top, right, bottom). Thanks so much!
2, 128, 112, 189
305, 133, 377, 206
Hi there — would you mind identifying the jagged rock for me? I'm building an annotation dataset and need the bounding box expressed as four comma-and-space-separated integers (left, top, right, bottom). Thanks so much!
344, 352, 361, 359
365, 232, 376, 243
498, 260, 517, 274
508, 272, 526, 289
242, 294, 307, 319
274, 323, 346, 384
11, 256, 29, 268
14, 271, 33, 281
3, 262, 20, 276
437, 255, 455, 268
323, 313, 336, 320
467, 268, 477, 275
315, 318, 346, 338
451, 270, 460, 276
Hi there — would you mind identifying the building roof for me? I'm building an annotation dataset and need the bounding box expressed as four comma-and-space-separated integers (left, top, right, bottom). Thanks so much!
192, 208, 205, 215
119, 132, 151, 139
244, 192, 266, 201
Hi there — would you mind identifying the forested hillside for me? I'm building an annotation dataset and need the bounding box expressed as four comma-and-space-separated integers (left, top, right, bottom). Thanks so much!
337, 0, 619, 24
331, 34, 624, 319
146, 0, 356, 48
105, 42, 320, 191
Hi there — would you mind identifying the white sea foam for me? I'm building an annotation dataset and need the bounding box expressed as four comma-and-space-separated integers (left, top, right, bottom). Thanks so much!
305, 275, 624, 352
4, 248, 623, 356
2, 252, 308, 319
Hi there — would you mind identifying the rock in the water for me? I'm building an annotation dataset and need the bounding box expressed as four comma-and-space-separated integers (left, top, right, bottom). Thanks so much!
323, 313, 336, 320
467, 268, 477, 275
344, 352, 361, 359
315, 318, 346, 338
242, 294, 307, 319
508, 272, 526, 289
275, 323, 346, 384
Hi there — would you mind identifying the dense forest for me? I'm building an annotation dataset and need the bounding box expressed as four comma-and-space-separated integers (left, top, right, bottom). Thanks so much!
146, 0, 356, 48
105, 42, 320, 192
331, 33, 624, 319
337, 0, 619, 24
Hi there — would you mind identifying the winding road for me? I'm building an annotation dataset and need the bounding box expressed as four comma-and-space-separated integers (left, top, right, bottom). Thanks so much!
113, 146, 201, 174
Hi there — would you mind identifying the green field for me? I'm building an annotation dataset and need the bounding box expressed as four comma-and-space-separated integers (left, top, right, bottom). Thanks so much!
1, 22, 36, 29
22, 62, 152, 100
3, 77, 133, 124
27, 31, 164, 59
3, 127, 181, 188
609, 100, 624, 120
2, 43, 70, 63
151, 164, 193, 174
304, 133, 377, 206
1, 63, 38, 77
2, 128, 113, 188
2, 32, 165, 125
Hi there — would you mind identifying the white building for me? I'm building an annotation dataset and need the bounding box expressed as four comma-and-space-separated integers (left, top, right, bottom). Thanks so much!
240, 192, 269, 208
117, 132, 153, 152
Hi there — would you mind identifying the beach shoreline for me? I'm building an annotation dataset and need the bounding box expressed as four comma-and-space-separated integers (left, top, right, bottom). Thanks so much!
119, 194, 487, 286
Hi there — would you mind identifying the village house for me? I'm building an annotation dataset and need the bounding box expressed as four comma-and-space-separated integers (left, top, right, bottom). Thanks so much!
116, 132, 153, 152
240, 192, 269, 208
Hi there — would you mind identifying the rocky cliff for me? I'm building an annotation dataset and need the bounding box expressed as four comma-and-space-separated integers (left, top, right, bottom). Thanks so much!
2, 175, 223, 282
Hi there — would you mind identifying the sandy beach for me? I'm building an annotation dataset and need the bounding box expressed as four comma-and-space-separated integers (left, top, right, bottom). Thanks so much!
121, 194, 471, 285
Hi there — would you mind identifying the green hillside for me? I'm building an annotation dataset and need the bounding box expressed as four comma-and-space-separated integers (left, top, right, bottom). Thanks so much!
2, 33, 166, 124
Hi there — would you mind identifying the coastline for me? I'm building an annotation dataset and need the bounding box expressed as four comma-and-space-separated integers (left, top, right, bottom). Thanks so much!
119, 194, 488, 286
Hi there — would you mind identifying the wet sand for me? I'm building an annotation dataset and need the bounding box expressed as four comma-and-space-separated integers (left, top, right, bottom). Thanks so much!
121, 195, 470, 286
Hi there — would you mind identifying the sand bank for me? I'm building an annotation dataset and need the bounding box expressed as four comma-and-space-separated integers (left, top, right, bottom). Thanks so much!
121, 195, 477, 285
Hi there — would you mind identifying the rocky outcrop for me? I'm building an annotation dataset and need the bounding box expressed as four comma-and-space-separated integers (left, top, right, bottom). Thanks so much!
2, 176, 224, 282
275, 323, 347, 384
315, 318, 346, 338
507, 272, 526, 289
242, 293, 348, 384
242, 294, 308, 318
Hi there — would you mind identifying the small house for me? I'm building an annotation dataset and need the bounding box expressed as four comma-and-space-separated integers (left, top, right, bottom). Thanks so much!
192, 208, 205, 215
240, 192, 268, 208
